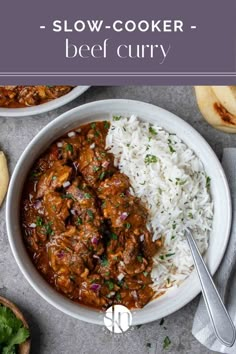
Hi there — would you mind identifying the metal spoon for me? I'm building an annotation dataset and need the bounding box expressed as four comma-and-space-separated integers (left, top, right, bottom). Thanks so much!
185, 229, 236, 347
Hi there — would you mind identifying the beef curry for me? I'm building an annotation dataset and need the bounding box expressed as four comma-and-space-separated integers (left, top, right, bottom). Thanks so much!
21, 121, 161, 310
0, 86, 73, 108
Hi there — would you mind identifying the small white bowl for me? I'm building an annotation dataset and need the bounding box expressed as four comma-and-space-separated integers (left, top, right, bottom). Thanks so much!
6, 99, 231, 325
0, 86, 90, 117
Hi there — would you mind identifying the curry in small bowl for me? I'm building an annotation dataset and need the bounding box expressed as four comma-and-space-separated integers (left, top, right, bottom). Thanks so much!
0, 86, 73, 108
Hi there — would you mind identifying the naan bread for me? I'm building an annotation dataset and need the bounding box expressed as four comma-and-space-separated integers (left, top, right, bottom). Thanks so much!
195, 86, 236, 133
212, 86, 236, 116
0, 151, 9, 206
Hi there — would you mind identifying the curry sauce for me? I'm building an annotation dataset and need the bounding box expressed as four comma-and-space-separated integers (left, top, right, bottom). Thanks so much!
21, 121, 161, 310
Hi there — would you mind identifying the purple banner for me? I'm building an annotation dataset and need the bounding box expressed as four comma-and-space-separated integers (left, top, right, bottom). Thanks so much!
0, 0, 235, 84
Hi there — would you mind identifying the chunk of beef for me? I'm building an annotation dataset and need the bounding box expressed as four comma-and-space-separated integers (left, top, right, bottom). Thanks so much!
78, 145, 116, 188
36, 161, 72, 198
66, 177, 102, 228
59, 136, 83, 161
123, 235, 147, 275
141, 233, 162, 259
43, 191, 72, 233
98, 172, 130, 198
99, 193, 147, 230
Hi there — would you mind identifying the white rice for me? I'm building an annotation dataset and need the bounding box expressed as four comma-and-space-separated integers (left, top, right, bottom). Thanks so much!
106, 115, 213, 294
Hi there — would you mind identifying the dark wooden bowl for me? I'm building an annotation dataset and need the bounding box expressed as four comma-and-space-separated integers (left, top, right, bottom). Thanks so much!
0, 296, 31, 354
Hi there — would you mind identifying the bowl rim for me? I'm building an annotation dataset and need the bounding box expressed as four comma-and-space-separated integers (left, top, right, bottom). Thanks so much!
0, 86, 90, 117
6, 98, 232, 325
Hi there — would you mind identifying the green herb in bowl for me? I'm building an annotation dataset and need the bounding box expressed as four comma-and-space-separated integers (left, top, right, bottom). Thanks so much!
0, 304, 29, 354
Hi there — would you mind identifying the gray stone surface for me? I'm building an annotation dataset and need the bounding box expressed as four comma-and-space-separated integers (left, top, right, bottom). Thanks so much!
1, 86, 234, 354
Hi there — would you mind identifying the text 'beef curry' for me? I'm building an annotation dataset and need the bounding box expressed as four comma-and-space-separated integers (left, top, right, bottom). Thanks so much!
21, 121, 161, 310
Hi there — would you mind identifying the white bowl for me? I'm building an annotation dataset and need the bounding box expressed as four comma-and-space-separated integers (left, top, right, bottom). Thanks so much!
6, 99, 231, 325
0, 86, 90, 117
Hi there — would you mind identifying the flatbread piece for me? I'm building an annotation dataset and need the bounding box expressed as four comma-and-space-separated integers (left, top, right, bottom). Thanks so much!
195, 86, 236, 133
0, 151, 9, 206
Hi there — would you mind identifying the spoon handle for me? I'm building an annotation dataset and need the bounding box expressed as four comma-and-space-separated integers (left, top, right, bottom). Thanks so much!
185, 230, 236, 347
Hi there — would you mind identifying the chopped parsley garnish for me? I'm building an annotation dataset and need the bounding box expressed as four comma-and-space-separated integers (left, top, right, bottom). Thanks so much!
76, 217, 82, 225
113, 115, 122, 121
115, 292, 121, 301
52, 176, 57, 180
125, 222, 131, 229
168, 144, 176, 153
163, 336, 171, 349
144, 154, 158, 164
149, 126, 157, 135
84, 193, 92, 199
36, 216, 43, 227
105, 279, 114, 290
30, 170, 41, 179
87, 210, 94, 221
70, 274, 76, 282
44, 222, 54, 236
110, 233, 118, 240
62, 193, 75, 201
99, 171, 106, 181
36, 217, 53, 236
137, 255, 143, 263
66, 143, 73, 153
101, 256, 108, 267
91, 122, 96, 129
188, 212, 193, 219
93, 166, 101, 172
175, 178, 186, 186
165, 253, 175, 257
206, 176, 211, 188
104, 121, 109, 129
143, 271, 148, 277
